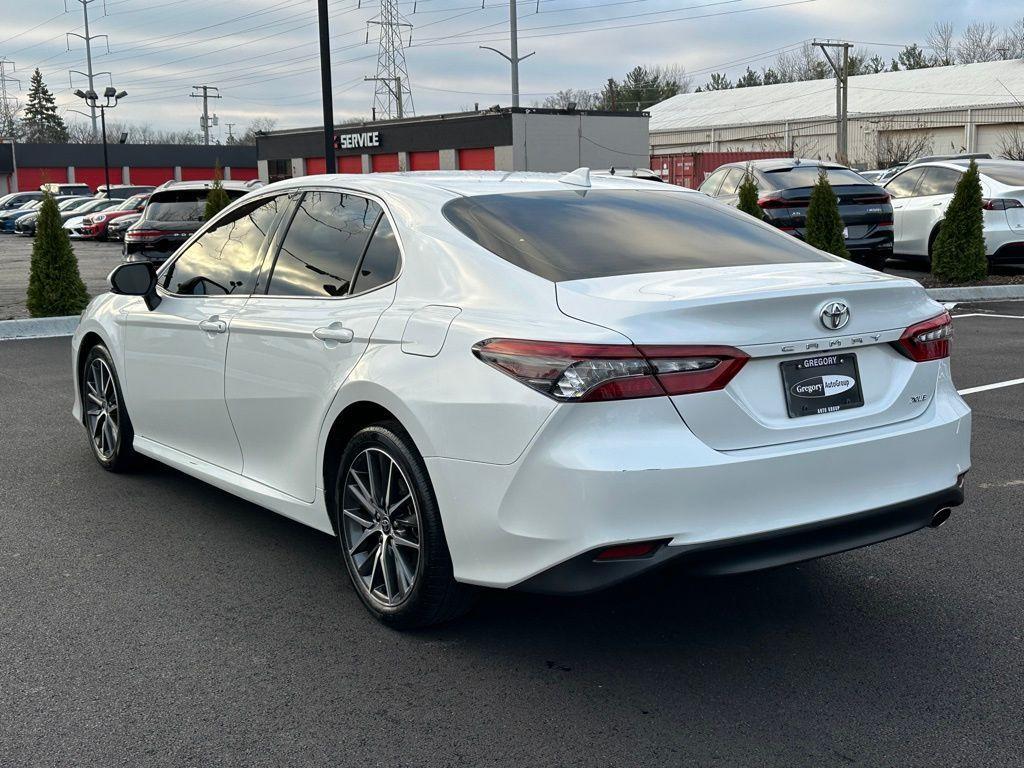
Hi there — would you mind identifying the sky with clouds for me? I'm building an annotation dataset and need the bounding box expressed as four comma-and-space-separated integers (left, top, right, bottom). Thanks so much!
0, 0, 1021, 139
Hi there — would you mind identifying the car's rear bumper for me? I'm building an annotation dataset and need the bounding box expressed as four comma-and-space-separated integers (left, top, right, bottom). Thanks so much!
428, 371, 971, 590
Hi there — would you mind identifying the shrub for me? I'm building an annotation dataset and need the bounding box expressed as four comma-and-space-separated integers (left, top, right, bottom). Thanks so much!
736, 166, 763, 219
804, 166, 849, 259
26, 193, 89, 317
931, 159, 987, 283
204, 162, 231, 221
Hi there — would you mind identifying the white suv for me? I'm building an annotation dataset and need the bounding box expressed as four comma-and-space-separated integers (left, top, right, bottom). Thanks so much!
885, 159, 1024, 264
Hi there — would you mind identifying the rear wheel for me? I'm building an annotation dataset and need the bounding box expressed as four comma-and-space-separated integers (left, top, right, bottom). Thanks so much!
333, 422, 477, 629
81, 344, 137, 472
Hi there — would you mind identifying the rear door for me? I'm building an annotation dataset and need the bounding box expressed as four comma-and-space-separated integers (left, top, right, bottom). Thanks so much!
224, 189, 401, 502
900, 166, 961, 255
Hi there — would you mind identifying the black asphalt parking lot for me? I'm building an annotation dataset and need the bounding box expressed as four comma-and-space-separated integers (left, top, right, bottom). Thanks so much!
1, 304, 1022, 767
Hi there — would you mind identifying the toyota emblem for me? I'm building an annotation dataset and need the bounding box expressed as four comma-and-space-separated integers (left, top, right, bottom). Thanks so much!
819, 301, 850, 331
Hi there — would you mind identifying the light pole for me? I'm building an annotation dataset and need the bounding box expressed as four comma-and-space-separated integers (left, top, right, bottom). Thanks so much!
74, 86, 126, 196
480, 0, 534, 107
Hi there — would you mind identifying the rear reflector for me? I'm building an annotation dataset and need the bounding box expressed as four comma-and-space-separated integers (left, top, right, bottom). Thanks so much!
594, 541, 663, 560
894, 312, 952, 362
472, 339, 748, 402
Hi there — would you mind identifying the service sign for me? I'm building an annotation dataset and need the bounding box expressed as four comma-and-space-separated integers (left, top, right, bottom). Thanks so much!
334, 131, 381, 151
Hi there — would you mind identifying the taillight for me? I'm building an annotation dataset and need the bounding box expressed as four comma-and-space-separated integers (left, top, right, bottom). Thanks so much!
757, 195, 787, 209
124, 229, 168, 242
471, 339, 748, 402
894, 312, 952, 362
982, 198, 1024, 210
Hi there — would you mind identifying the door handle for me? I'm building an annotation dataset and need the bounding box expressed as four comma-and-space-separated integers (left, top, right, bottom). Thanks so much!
313, 325, 354, 343
198, 318, 227, 334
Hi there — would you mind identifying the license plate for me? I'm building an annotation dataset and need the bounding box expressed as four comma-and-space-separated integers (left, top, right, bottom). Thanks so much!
843, 226, 850, 238
780, 353, 864, 418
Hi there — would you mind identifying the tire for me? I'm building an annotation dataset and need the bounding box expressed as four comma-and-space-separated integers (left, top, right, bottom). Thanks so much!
333, 421, 477, 629
927, 226, 941, 264
81, 344, 138, 472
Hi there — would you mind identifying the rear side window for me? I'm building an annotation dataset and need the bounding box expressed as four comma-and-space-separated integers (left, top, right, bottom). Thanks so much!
762, 166, 867, 189
267, 191, 381, 297
145, 189, 246, 223
718, 168, 746, 196
978, 165, 1024, 186
885, 168, 926, 198
162, 195, 285, 296
352, 215, 401, 294
442, 190, 830, 282
916, 167, 961, 196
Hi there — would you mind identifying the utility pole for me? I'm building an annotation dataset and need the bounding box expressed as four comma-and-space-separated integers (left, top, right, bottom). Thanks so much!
814, 39, 852, 165
0, 59, 20, 140
225, 122, 236, 143
190, 85, 221, 145
67, 0, 111, 140
480, 0, 535, 107
317, 0, 336, 173
366, 0, 414, 119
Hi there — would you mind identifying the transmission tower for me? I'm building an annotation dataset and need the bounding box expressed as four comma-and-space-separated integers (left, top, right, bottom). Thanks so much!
66, 0, 112, 139
0, 58, 20, 140
366, 0, 414, 120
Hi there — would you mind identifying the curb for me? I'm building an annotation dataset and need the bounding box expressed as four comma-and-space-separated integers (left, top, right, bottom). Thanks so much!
925, 285, 1024, 302
0, 315, 80, 340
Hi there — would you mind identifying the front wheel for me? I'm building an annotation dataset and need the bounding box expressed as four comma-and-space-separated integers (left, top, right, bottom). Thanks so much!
81, 344, 138, 471
333, 422, 477, 629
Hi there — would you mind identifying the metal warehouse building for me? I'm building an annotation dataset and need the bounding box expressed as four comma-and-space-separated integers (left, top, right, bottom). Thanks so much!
649, 60, 1024, 172
256, 107, 650, 182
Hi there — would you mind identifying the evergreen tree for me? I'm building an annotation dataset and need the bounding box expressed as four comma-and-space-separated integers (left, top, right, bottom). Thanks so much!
26, 193, 89, 317
736, 167, 763, 219
20, 69, 68, 143
931, 159, 988, 283
204, 162, 231, 220
735, 67, 763, 88
701, 72, 733, 91
895, 44, 930, 70
804, 167, 849, 259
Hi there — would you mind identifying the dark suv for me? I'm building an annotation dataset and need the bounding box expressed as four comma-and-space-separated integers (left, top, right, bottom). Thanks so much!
123, 181, 251, 264
699, 159, 894, 270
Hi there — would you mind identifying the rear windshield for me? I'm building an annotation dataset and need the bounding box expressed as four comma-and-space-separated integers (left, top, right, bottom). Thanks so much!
145, 189, 246, 222
978, 165, 1024, 186
762, 166, 867, 189
442, 190, 830, 282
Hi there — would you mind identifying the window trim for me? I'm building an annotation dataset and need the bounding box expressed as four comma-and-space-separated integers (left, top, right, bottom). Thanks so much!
156, 190, 294, 300
249, 185, 405, 302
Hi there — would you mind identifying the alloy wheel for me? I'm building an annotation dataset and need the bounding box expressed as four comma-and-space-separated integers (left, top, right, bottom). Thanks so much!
340, 447, 422, 608
84, 358, 120, 461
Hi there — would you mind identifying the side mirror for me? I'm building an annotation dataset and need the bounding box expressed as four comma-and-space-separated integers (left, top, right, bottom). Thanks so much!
109, 262, 161, 310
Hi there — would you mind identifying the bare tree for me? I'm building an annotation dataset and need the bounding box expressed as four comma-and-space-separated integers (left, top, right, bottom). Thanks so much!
998, 128, 1024, 161
240, 117, 278, 144
540, 89, 599, 110
956, 21, 1001, 63
1000, 17, 1024, 59
651, 63, 692, 94
926, 21, 956, 66
875, 127, 934, 168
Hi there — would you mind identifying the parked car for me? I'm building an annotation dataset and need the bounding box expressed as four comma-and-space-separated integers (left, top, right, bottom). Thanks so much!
106, 212, 142, 241
40, 182, 93, 196
69, 194, 150, 240
699, 159, 894, 270
0, 199, 44, 233
0, 191, 44, 213
123, 180, 251, 263
592, 167, 666, 182
74, 170, 970, 628
885, 159, 1024, 264
907, 153, 991, 167
97, 184, 156, 200
14, 196, 94, 236
59, 197, 120, 226
857, 170, 885, 183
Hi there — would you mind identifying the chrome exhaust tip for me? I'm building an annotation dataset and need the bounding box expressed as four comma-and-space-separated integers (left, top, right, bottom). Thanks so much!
930, 507, 952, 528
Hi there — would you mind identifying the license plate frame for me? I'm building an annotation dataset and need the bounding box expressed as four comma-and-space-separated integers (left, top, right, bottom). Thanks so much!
780, 353, 864, 418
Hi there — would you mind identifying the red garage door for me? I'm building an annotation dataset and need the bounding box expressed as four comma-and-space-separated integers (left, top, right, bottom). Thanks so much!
180, 167, 215, 181
130, 167, 173, 186
409, 151, 440, 171
305, 157, 326, 175
228, 166, 259, 181
458, 147, 495, 171
371, 153, 399, 173
74, 167, 112, 191
17, 167, 67, 191
339, 156, 362, 174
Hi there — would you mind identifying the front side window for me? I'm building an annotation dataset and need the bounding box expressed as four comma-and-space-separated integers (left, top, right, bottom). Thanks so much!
266, 191, 381, 297
162, 195, 285, 296
916, 167, 962, 197
885, 168, 926, 199
443, 189, 831, 282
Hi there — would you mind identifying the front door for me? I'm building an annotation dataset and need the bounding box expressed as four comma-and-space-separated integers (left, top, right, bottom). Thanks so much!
225, 190, 402, 502
123, 194, 289, 471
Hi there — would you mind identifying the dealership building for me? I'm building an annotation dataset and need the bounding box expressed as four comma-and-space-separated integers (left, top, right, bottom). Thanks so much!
648, 59, 1024, 172
0, 142, 258, 195
255, 107, 651, 182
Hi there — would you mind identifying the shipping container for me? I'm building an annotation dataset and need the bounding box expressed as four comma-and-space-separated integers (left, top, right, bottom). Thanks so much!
650, 151, 791, 188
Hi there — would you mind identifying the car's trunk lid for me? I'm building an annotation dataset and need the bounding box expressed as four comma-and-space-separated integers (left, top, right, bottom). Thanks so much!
556, 262, 944, 450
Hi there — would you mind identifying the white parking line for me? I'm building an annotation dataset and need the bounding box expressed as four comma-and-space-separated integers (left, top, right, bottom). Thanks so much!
958, 378, 1024, 396
952, 313, 1024, 320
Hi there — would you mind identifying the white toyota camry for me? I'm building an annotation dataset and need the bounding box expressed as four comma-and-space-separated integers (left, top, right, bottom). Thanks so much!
72, 170, 971, 628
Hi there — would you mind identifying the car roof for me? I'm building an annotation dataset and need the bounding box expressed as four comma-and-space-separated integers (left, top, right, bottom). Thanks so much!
721, 158, 849, 173
256, 170, 692, 200
900, 159, 1022, 175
